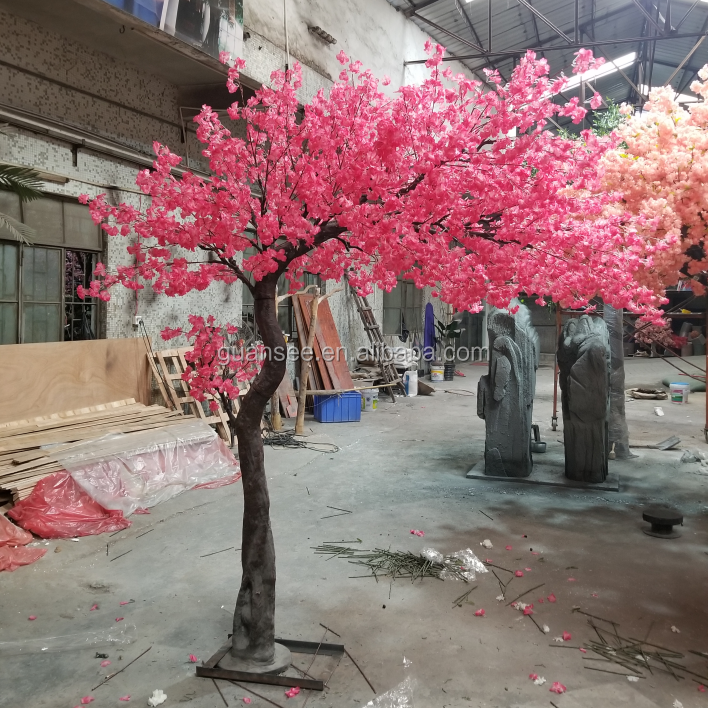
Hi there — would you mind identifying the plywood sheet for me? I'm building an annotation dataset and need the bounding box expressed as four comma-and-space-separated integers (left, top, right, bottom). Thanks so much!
0, 338, 151, 424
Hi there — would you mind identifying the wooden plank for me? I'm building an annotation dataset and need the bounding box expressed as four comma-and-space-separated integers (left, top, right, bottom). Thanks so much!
295, 295, 333, 389
292, 296, 324, 391
298, 294, 353, 390
0, 399, 137, 432
0, 339, 151, 424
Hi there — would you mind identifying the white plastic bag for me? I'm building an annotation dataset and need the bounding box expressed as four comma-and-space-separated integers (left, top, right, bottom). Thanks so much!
52, 421, 239, 516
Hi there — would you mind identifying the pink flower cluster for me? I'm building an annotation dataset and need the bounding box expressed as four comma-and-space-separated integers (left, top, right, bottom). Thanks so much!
81, 45, 664, 404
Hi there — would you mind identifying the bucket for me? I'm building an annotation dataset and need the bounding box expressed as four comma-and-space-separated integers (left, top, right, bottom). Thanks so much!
403, 370, 418, 397
444, 362, 455, 381
430, 365, 444, 382
362, 388, 379, 412
669, 382, 690, 404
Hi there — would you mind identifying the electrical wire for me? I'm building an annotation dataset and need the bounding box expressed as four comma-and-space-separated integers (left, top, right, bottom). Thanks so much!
262, 428, 339, 453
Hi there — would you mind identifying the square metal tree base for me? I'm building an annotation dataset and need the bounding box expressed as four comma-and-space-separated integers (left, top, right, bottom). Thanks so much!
467, 443, 620, 492
196, 638, 344, 690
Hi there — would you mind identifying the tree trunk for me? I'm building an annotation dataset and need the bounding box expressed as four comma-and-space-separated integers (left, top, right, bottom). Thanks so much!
231, 276, 286, 665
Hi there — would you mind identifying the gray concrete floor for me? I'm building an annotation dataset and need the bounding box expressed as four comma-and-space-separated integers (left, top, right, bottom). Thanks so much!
1, 357, 708, 708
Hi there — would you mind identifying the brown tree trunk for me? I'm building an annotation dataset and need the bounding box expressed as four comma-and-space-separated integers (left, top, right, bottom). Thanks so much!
231, 275, 286, 665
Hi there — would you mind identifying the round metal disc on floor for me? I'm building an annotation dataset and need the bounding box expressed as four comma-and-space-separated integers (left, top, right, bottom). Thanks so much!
217, 642, 292, 674
642, 508, 683, 539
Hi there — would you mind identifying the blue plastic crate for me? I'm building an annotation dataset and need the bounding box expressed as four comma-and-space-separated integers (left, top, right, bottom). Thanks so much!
313, 391, 362, 423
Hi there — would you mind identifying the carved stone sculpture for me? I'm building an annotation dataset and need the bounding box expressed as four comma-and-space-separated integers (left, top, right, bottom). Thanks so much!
557, 315, 611, 483
477, 302, 539, 477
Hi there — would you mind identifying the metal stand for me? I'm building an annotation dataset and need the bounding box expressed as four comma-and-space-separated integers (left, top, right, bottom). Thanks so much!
196, 638, 345, 691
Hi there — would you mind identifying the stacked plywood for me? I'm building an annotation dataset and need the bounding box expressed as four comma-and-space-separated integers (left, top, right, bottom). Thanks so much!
0, 399, 188, 502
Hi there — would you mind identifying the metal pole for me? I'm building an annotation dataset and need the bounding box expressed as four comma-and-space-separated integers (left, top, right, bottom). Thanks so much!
283, 0, 290, 72
488, 0, 492, 51
574, 0, 579, 43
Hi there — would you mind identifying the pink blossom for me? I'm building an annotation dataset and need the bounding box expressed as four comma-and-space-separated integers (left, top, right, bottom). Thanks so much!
474, 609, 485, 617
410, 529, 425, 537
219, 51, 231, 65
285, 687, 301, 698
189, 654, 198, 663
589, 92, 602, 110
336, 50, 349, 65
515, 570, 524, 577
562, 631, 572, 642
100, 660, 111, 667
78, 194, 89, 204
549, 682, 566, 694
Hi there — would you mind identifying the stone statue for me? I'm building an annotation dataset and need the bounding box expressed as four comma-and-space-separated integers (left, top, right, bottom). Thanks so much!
603, 304, 634, 459
557, 315, 611, 483
477, 302, 539, 477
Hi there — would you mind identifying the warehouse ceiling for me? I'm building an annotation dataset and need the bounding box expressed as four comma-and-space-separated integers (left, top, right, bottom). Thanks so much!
387, 0, 708, 126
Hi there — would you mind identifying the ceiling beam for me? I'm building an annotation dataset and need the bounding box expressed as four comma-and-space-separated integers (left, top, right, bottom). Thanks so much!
630, 0, 665, 35
403, 0, 444, 18
409, 11, 484, 52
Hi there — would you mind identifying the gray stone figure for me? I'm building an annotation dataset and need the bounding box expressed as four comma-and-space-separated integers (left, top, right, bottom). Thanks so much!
477, 302, 539, 478
603, 304, 634, 459
557, 315, 611, 483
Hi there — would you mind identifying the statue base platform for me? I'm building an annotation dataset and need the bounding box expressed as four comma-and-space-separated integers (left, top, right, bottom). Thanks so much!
467, 442, 620, 491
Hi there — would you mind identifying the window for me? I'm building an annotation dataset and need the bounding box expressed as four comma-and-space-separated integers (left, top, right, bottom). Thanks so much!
382, 279, 423, 336
0, 193, 102, 344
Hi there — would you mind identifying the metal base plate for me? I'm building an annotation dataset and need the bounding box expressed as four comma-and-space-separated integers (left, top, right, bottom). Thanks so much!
643, 528, 682, 539
196, 638, 345, 691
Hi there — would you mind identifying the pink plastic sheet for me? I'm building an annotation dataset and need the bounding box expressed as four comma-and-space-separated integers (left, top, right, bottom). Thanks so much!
0, 513, 46, 571
51, 421, 241, 516
8, 473, 131, 539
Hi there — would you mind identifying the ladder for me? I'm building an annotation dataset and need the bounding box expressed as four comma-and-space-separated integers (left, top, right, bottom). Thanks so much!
349, 286, 407, 402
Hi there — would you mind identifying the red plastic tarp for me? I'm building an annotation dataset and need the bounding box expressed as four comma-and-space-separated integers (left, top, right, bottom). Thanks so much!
0, 513, 46, 572
8, 472, 131, 539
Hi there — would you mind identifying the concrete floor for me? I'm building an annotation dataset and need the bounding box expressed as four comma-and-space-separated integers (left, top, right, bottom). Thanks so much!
1, 357, 708, 708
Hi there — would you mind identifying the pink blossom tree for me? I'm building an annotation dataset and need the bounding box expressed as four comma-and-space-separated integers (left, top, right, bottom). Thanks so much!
602, 69, 708, 292
82, 45, 661, 669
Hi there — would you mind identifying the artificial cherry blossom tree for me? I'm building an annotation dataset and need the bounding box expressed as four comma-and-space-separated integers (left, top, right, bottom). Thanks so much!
81, 44, 661, 669
602, 69, 708, 292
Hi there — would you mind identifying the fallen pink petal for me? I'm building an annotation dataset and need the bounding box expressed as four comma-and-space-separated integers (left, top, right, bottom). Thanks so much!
529, 673, 539, 681
547, 594, 557, 603
568, 577, 576, 582
538, 598, 544, 603
243, 699, 252, 705
505, 545, 512, 550
80, 698, 95, 705
515, 570, 524, 577
119, 601, 132, 606
523, 607, 534, 616
115, 617, 124, 622
562, 631, 572, 641
474, 609, 486, 616
592, 592, 599, 597
531, 552, 539, 555
409, 529, 425, 537
285, 687, 301, 698
189, 654, 198, 663
698, 685, 706, 692
549, 682, 567, 694
100, 660, 111, 667
524, 567, 532, 571
89, 604, 99, 611
579, 648, 587, 653
119, 697, 131, 702
28, 615, 36, 620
